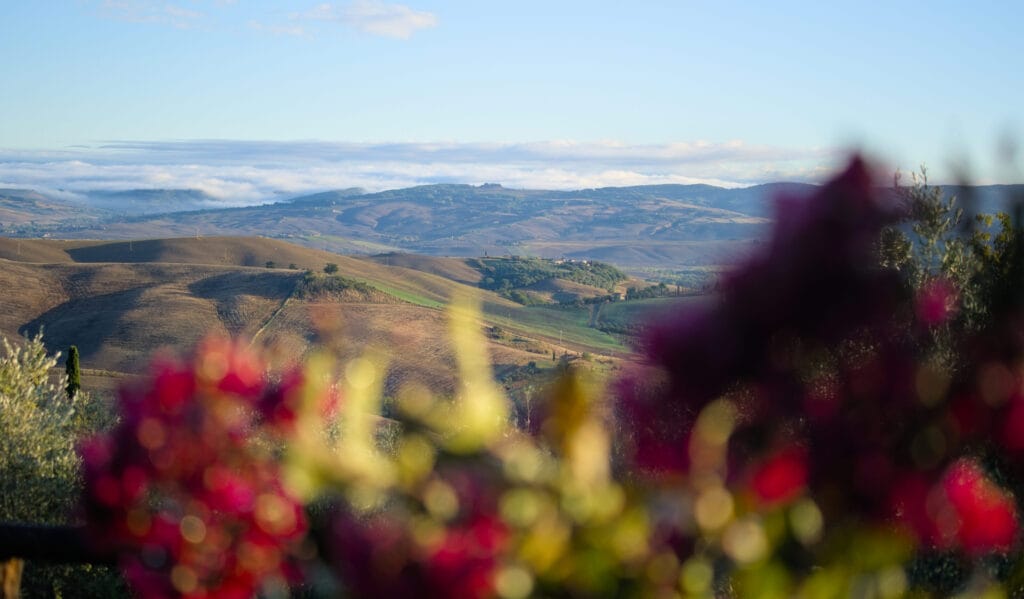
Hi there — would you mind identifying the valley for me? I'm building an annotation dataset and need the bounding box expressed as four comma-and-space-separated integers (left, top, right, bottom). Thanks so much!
0, 236, 689, 402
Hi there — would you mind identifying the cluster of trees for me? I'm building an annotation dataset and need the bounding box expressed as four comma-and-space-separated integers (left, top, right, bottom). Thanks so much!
624, 281, 676, 300
881, 167, 1023, 361
469, 256, 627, 294
293, 270, 376, 299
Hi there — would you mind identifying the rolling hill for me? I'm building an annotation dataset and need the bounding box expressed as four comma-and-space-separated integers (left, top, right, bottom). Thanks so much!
0, 237, 678, 399
0, 189, 104, 228
4, 182, 1022, 273
6, 183, 798, 268
84, 189, 227, 215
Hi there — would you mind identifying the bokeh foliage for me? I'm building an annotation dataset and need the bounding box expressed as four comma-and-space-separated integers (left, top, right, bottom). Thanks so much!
10, 155, 1024, 598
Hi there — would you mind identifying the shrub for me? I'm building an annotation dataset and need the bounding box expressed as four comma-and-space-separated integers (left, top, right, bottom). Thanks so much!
0, 333, 122, 596
2, 334, 83, 525
294, 271, 377, 299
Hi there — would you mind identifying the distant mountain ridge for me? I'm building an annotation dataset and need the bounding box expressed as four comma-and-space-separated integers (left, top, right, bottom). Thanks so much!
85, 189, 224, 215
3, 181, 1021, 270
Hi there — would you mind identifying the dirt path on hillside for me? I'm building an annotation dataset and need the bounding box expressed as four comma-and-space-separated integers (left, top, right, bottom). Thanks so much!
250, 288, 296, 346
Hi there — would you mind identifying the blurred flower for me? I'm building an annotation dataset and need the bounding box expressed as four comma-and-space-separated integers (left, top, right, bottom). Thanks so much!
326, 488, 507, 599
750, 447, 808, 507
260, 367, 341, 434
624, 157, 902, 474
915, 278, 959, 326
938, 458, 1018, 554
79, 338, 307, 598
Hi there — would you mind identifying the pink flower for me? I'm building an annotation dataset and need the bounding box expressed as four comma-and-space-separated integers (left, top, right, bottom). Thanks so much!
79, 337, 308, 598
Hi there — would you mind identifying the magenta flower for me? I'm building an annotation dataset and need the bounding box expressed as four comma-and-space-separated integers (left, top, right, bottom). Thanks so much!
916, 277, 959, 326
79, 338, 307, 598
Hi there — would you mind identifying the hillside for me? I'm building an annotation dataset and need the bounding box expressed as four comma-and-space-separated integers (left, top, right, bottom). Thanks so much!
0, 236, 645, 398
0, 188, 104, 229
85, 189, 225, 215
0, 260, 298, 372
362, 252, 483, 285
14, 183, 794, 268
5, 182, 1023, 272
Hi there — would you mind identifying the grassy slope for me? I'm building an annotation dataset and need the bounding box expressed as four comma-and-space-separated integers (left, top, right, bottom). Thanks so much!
0, 259, 298, 372
596, 296, 707, 332
0, 238, 107, 262
0, 237, 640, 396
361, 253, 483, 285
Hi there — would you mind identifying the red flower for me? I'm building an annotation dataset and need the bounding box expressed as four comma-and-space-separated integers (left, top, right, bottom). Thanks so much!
939, 459, 1018, 554
79, 337, 308, 598
260, 368, 342, 434
751, 447, 808, 507
426, 515, 507, 599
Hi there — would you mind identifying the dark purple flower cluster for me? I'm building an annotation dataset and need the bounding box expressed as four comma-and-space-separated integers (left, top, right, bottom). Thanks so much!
621, 158, 903, 472
328, 508, 507, 599
621, 157, 1022, 556
324, 468, 508, 599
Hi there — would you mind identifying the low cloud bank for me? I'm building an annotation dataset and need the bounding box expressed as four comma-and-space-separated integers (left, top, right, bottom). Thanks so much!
0, 140, 840, 206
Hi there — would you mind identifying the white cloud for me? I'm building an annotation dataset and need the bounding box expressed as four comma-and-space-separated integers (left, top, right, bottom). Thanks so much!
299, 1, 438, 39
100, 0, 205, 28
247, 19, 308, 37
0, 140, 841, 205
96, 0, 438, 39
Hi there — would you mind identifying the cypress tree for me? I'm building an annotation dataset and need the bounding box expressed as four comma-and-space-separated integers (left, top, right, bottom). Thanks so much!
65, 345, 81, 399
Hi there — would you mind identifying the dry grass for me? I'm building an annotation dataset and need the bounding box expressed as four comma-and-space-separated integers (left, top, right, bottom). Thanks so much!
0, 236, 630, 392
0, 257, 299, 373
361, 253, 483, 285
0, 239, 105, 263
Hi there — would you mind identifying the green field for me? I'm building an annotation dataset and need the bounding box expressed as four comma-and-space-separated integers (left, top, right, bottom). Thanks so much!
485, 304, 625, 354
596, 296, 704, 332
353, 277, 447, 310
356, 276, 628, 354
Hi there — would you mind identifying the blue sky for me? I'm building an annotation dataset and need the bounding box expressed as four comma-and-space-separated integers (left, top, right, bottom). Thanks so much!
0, 1, 1020, 201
